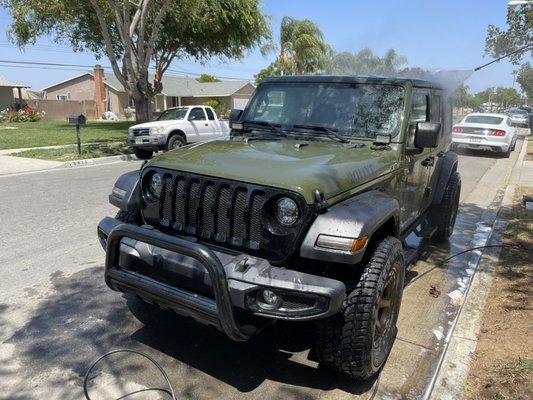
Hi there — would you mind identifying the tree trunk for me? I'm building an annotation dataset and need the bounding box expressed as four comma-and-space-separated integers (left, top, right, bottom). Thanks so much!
134, 94, 153, 123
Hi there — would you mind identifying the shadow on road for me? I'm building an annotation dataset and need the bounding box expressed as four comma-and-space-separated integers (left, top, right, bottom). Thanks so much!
1, 200, 497, 399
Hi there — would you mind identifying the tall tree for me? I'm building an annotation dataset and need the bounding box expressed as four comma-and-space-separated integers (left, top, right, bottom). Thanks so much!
485, 2, 532, 64
328, 48, 407, 75
2, 0, 270, 122
257, 16, 329, 81
516, 62, 533, 102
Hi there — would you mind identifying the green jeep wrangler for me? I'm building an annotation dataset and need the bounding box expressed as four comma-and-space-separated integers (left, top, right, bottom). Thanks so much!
98, 76, 460, 380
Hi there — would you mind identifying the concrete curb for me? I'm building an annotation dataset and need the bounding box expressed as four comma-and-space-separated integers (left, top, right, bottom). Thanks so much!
428, 138, 528, 399
61, 153, 137, 168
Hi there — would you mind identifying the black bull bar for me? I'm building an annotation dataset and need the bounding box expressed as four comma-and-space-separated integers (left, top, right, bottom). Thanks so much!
104, 222, 254, 341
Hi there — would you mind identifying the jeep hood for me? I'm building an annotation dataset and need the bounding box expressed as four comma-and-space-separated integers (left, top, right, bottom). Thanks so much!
147, 139, 399, 204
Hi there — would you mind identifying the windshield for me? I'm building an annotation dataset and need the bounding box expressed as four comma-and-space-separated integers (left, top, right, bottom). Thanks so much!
157, 107, 188, 121
510, 109, 527, 115
242, 82, 405, 139
464, 115, 503, 124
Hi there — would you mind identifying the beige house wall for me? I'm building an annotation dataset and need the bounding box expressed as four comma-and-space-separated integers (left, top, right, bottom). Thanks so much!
28, 99, 96, 121
0, 87, 15, 109
44, 74, 95, 102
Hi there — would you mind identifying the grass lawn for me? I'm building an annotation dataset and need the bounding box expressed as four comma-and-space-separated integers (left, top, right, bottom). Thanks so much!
0, 120, 135, 150
12, 142, 133, 161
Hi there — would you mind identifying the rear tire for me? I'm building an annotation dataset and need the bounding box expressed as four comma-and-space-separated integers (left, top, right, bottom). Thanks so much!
431, 171, 461, 242
315, 236, 405, 380
133, 147, 153, 160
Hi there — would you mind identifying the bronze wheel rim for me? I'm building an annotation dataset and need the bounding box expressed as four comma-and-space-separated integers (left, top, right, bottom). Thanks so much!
373, 265, 399, 354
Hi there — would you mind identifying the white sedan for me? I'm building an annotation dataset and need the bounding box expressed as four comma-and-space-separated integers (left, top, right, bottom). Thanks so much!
451, 113, 517, 157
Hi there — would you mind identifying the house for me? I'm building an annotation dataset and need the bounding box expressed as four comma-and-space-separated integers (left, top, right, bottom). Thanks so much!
41, 65, 255, 119
0, 74, 28, 110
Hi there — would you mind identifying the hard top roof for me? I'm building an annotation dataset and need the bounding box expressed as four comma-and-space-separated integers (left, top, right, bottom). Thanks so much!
262, 75, 443, 89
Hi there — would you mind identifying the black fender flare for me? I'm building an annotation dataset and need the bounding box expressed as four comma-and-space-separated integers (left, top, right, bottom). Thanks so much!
432, 151, 458, 205
300, 190, 400, 265
108, 170, 144, 211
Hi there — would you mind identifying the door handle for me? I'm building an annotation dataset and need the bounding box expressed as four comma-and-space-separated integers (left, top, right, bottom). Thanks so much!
421, 156, 434, 167
205, 123, 209, 126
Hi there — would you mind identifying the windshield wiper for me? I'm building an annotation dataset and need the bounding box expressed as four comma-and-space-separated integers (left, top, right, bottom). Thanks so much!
242, 120, 286, 137
291, 124, 349, 143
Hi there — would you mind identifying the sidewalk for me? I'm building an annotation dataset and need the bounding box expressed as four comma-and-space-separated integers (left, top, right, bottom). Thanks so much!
429, 135, 530, 399
0, 143, 137, 176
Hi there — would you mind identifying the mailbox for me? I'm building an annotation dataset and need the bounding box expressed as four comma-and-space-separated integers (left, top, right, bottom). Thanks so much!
68, 114, 86, 125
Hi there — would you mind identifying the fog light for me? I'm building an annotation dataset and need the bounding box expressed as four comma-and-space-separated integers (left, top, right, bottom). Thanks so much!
262, 289, 279, 305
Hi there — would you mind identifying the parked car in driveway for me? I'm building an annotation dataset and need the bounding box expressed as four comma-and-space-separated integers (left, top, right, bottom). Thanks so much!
128, 105, 230, 159
452, 113, 517, 157
508, 108, 529, 127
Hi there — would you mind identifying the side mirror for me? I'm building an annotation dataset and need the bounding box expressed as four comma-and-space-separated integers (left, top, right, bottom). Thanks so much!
229, 109, 243, 130
188, 115, 196, 121
415, 122, 441, 148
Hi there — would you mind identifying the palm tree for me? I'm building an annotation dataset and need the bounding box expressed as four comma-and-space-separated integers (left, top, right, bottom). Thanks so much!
262, 16, 329, 75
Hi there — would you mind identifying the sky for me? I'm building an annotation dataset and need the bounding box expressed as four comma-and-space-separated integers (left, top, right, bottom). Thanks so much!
0, 0, 530, 93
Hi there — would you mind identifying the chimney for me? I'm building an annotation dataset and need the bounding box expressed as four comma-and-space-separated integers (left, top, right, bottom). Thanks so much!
94, 65, 105, 119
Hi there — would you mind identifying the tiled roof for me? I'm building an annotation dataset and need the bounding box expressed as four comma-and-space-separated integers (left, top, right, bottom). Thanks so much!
104, 73, 253, 97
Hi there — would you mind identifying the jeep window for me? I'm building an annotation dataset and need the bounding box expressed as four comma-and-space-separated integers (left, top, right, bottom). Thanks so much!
157, 107, 188, 121
189, 107, 207, 120
408, 91, 429, 146
242, 83, 404, 139
464, 115, 504, 124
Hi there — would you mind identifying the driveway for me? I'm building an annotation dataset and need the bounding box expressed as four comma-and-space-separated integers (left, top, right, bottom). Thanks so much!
0, 141, 524, 399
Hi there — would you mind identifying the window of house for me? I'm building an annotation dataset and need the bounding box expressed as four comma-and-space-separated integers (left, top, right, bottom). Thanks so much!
171, 97, 181, 107
189, 107, 206, 120
56, 94, 68, 101
205, 108, 215, 120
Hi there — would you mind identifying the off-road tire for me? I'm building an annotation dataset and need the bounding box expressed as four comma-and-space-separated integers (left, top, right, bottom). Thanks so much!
133, 147, 153, 160
167, 135, 185, 150
115, 210, 142, 225
431, 171, 461, 241
315, 236, 405, 380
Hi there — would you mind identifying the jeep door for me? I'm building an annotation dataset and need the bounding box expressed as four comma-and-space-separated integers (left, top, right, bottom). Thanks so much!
400, 88, 433, 230
187, 107, 212, 142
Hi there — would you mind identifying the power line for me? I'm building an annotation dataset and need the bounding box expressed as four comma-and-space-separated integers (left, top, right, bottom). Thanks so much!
0, 58, 253, 81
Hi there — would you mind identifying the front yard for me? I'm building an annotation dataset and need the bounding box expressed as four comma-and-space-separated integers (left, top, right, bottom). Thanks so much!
0, 121, 134, 150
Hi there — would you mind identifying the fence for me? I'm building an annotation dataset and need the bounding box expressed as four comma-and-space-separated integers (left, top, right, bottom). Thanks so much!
27, 99, 96, 121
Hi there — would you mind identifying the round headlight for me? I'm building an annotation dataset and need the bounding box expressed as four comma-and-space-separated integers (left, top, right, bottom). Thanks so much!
148, 173, 163, 199
275, 197, 299, 227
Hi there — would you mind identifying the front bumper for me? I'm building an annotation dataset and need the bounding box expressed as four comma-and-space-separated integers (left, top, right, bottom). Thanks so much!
128, 134, 164, 149
98, 217, 345, 341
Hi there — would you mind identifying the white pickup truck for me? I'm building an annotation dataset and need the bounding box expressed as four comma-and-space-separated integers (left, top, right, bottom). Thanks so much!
127, 105, 230, 159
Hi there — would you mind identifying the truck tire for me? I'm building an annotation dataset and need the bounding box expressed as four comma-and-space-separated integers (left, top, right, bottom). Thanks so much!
315, 236, 405, 380
133, 147, 153, 160
167, 135, 185, 150
431, 171, 461, 242
115, 210, 142, 225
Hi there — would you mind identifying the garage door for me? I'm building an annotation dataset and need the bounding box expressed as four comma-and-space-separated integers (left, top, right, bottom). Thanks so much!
233, 98, 249, 110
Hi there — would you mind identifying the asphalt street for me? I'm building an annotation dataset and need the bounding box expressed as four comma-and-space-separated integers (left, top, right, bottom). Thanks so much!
0, 142, 523, 399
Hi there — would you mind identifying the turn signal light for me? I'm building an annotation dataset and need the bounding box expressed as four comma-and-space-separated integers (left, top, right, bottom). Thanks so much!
491, 130, 506, 137
452, 127, 463, 133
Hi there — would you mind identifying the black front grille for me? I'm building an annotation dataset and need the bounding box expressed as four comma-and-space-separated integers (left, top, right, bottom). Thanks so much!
159, 173, 266, 249
133, 128, 150, 136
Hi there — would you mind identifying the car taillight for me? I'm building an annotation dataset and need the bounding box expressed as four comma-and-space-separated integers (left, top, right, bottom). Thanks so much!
491, 130, 506, 137
453, 127, 463, 133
